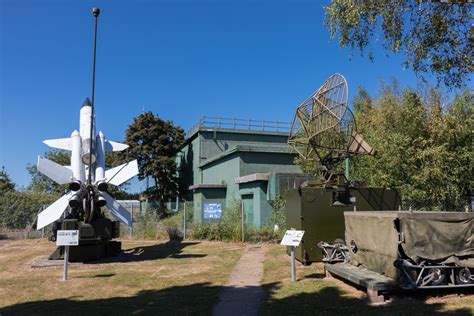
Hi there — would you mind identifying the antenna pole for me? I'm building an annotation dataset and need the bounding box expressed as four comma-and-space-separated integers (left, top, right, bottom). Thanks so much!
88, 7, 100, 186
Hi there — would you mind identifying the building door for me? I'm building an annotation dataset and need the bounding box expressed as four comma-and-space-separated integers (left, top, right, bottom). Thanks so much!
242, 194, 254, 227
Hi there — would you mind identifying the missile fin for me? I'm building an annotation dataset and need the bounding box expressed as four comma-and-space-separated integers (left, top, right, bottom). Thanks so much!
105, 140, 129, 152
37, 157, 74, 184
104, 160, 138, 186
43, 138, 72, 151
37, 192, 73, 230
104, 192, 132, 226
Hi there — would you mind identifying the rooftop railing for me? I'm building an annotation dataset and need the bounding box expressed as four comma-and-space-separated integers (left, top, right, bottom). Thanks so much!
187, 116, 291, 137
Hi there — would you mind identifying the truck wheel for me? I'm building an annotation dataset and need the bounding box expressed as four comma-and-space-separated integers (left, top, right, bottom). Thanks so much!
429, 268, 447, 286
456, 268, 473, 285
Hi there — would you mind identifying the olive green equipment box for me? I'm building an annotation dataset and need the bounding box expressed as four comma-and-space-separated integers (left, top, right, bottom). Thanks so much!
344, 211, 474, 288
285, 185, 401, 265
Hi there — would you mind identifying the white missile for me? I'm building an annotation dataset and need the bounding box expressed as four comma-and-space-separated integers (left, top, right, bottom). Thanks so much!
70, 129, 84, 182
95, 131, 106, 181
79, 98, 96, 166
36, 98, 139, 230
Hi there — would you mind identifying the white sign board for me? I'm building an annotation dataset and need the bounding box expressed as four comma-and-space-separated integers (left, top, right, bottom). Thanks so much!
56, 230, 79, 246
280, 230, 305, 247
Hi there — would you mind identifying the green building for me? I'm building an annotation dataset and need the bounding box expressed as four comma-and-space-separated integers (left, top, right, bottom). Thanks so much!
178, 116, 308, 227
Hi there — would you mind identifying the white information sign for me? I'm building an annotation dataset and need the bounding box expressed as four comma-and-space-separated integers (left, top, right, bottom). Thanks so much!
280, 230, 305, 247
56, 230, 79, 246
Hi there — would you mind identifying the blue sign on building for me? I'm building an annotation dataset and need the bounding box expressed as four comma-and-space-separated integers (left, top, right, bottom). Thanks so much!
203, 203, 222, 219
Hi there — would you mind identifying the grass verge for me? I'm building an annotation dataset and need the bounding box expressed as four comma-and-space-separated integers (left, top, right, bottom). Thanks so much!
0, 238, 244, 315
261, 246, 474, 315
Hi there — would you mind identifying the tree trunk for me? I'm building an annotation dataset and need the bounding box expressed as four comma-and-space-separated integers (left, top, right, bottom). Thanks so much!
159, 199, 166, 217
154, 176, 166, 217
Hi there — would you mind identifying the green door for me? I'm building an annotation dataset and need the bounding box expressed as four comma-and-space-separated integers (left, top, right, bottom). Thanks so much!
242, 194, 254, 227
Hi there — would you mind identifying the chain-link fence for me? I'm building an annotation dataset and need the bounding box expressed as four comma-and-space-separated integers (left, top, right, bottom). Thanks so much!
401, 197, 473, 212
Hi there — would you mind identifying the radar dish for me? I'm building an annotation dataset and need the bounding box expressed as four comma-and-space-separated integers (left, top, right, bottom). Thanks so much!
288, 73, 374, 180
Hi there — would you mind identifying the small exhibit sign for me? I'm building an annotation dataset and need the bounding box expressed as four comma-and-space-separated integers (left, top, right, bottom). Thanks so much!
280, 230, 305, 247
203, 203, 222, 219
56, 230, 79, 246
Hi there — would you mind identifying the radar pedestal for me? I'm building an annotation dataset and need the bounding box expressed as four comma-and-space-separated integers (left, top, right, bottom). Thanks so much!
285, 74, 401, 264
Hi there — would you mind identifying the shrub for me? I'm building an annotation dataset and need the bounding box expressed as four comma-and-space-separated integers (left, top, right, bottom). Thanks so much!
134, 210, 167, 239
269, 195, 286, 231
0, 191, 58, 229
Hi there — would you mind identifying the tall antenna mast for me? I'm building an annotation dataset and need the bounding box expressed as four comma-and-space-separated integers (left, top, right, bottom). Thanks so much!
88, 7, 100, 186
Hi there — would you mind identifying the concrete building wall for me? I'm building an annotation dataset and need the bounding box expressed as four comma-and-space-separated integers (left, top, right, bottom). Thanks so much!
240, 152, 301, 176
199, 130, 289, 162
179, 125, 305, 228
201, 155, 241, 200
193, 188, 227, 224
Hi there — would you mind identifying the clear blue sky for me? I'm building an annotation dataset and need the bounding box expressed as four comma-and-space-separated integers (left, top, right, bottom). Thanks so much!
0, 0, 448, 190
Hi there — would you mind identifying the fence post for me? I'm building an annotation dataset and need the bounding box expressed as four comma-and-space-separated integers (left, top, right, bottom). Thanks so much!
130, 204, 134, 239
241, 201, 245, 243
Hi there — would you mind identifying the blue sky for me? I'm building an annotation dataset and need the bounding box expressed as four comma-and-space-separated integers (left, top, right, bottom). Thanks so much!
0, 0, 451, 190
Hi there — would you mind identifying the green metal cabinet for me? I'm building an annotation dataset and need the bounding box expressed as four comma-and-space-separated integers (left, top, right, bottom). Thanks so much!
285, 186, 401, 265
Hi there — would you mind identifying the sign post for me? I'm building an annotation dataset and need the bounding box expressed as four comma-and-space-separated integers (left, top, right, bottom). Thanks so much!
280, 230, 305, 282
183, 202, 187, 240
56, 230, 79, 281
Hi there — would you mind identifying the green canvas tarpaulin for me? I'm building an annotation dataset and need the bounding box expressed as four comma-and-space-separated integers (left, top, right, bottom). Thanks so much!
399, 214, 474, 267
345, 211, 474, 279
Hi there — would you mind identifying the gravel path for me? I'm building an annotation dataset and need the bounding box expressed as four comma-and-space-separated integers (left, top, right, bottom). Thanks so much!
212, 245, 267, 316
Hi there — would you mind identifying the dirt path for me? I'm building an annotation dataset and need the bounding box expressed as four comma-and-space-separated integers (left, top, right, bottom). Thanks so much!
212, 244, 267, 316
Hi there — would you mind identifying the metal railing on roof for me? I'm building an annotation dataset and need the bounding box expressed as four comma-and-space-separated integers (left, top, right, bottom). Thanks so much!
187, 116, 291, 137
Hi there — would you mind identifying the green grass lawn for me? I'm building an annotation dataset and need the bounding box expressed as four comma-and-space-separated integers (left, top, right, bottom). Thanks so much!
261, 246, 474, 315
1, 239, 473, 315
0, 238, 244, 315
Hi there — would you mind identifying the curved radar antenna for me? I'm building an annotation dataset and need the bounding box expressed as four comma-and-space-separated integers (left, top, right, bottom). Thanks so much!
288, 73, 375, 181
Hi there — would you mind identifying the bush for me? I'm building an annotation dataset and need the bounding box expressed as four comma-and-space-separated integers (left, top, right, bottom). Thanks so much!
189, 199, 284, 243
134, 210, 167, 239
189, 199, 242, 241
132, 199, 285, 243
0, 191, 58, 229
269, 195, 286, 231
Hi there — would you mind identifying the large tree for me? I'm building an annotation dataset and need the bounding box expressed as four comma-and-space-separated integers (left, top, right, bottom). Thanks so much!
124, 112, 185, 216
0, 166, 15, 194
325, 1, 472, 88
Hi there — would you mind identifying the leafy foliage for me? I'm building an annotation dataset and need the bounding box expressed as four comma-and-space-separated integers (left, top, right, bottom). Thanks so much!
190, 199, 282, 242
0, 192, 57, 229
27, 149, 70, 195
350, 85, 473, 210
125, 112, 185, 215
269, 195, 286, 231
0, 166, 15, 194
325, 1, 472, 88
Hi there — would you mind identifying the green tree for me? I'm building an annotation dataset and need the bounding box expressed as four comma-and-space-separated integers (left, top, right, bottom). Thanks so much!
0, 166, 15, 194
325, 1, 472, 88
27, 149, 70, 195
350, 84, 473, 210
124, 112, 185, 216
104, 151, 139, 200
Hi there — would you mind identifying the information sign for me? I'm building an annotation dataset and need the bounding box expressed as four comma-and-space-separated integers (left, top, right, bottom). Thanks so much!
203, 203, 222, 219
280, 230, 305, 247
56, 230, 79, 246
